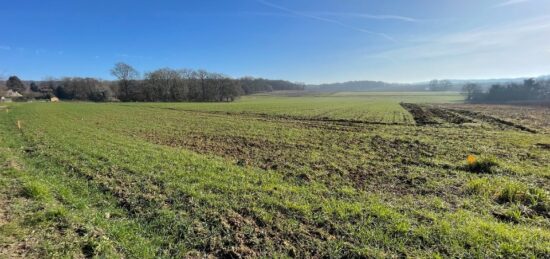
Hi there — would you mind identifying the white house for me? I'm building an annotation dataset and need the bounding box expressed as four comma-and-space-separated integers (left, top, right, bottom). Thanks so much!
5, 90, 23, 98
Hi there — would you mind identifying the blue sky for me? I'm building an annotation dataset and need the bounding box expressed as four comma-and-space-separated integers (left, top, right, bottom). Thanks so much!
1, 0, 549, 83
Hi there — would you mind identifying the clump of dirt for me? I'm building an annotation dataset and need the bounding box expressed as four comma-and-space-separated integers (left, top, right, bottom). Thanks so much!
5, 159, 23, 171
216, 211, 261, 258
81, 243, 95, 258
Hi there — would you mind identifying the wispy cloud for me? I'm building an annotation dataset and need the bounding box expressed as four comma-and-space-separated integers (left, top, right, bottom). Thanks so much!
308, 12, 418, 23
255, 0, 395, 41
0, 45, 11, 51
238, 11, 293, 17
371, 16, 550, 60
365, 16, 550, 80
494, 0, 530, 7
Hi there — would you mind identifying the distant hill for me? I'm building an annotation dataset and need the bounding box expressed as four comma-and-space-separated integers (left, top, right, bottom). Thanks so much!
307, 75, 550, 92
308, 80, 423, 92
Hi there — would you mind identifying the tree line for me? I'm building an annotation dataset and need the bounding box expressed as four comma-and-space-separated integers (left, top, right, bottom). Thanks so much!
0, 63, 305, 102
428, 79, 453, 91
462, 79, 550, 104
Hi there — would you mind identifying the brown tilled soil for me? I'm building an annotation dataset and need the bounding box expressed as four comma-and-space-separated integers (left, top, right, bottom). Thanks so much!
401, 103, 538, 133
450, 109, 537, 133
400, 103, 474, 125
426, 107, 473, 124
436, 104, 550, 133
400, 103, 439, 125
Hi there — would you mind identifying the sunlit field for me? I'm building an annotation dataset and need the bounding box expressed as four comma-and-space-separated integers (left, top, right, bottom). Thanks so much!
136, 92, 463, 124
1, 93, 549, 257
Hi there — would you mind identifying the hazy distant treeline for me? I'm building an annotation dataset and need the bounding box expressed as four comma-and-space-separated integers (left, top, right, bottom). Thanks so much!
0, 63, 305, 102
463, 79, 550, 104
307, 79, 455, 92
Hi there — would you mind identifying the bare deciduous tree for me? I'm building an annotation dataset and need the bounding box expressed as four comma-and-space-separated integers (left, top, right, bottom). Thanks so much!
111, 62, 139, 101
462, 83, 482, 101
111, 62, 139, 81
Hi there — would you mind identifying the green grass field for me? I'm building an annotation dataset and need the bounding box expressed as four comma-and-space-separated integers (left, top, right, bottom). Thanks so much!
138, 92, 463, 124
1, 93, 549, 258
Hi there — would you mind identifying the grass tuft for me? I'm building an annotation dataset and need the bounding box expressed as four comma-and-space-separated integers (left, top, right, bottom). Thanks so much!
467, 177, 549, 217
21, 181, 51, 201
465, 156, 500, 174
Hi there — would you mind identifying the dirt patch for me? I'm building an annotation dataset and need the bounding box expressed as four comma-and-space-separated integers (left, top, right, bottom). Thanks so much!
401, 103, 474, 125
450, 109, 537, 133
140, 131, 448, 198
535, 143, 550, 150
400, 103, 438, 125
5, 159, 22, 171
437, 104, 550, 133
402, 103, 537, 133
145, 133, 308, 171
402, 103, 474, 125
0, 156, 25, 258
426, 107, 473, 124
370, 135, 436, 160
0, 188, 32, 259
0, 197, 8, 227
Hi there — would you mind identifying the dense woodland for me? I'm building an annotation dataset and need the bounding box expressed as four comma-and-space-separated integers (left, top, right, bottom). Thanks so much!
0, 63, 305, 102
463, 78, 550, 104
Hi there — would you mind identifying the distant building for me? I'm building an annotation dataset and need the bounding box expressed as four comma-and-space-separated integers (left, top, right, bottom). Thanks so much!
5, 90, 23, 98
